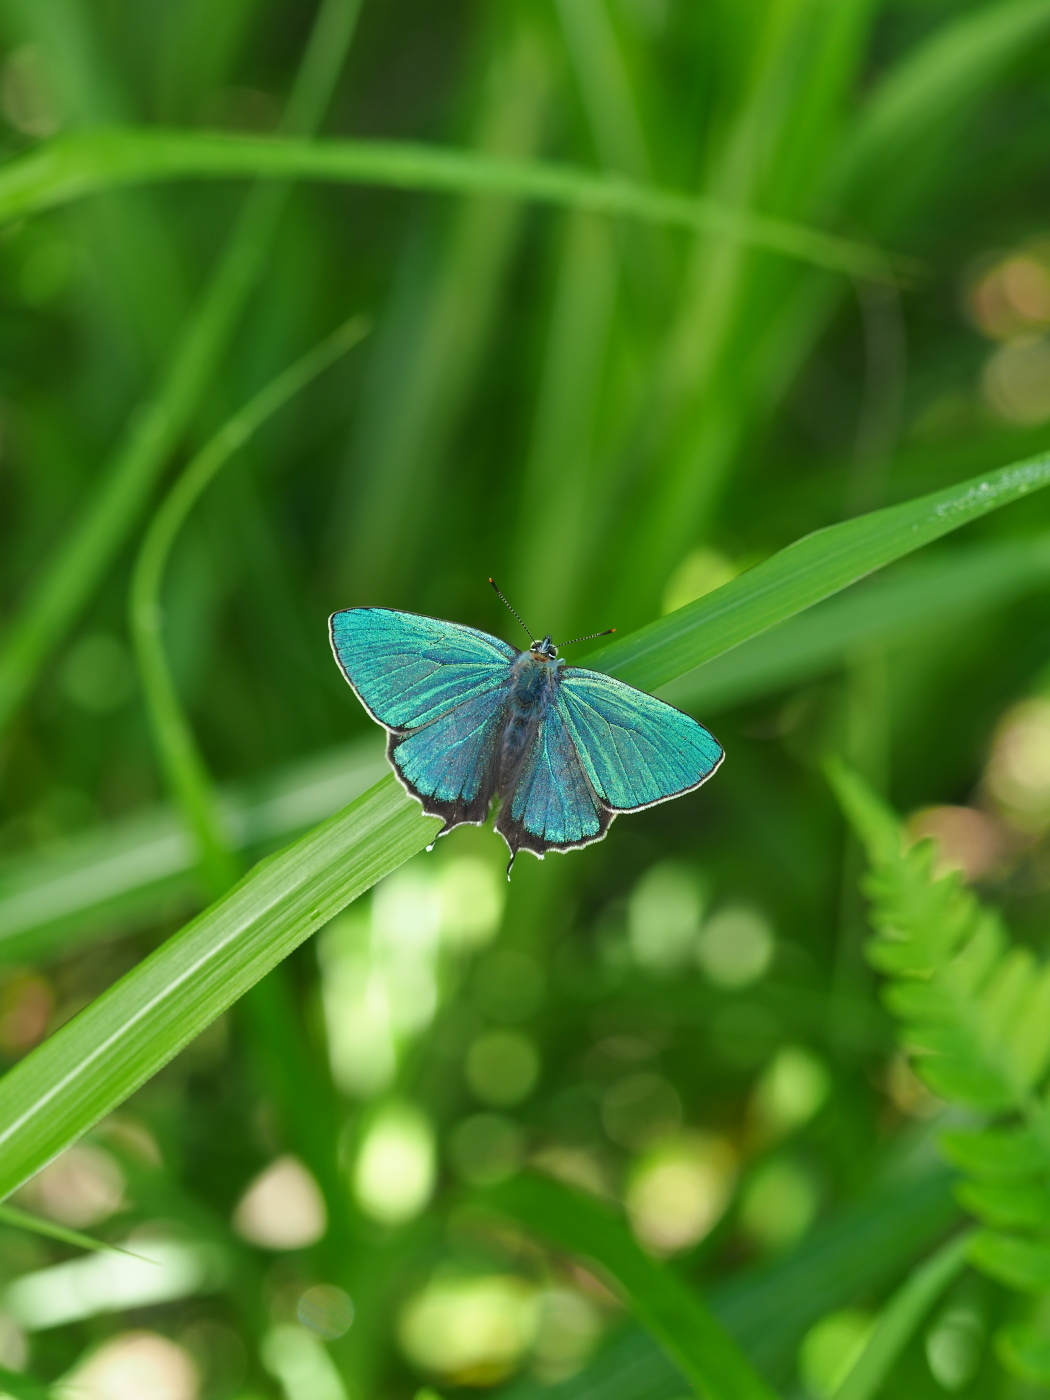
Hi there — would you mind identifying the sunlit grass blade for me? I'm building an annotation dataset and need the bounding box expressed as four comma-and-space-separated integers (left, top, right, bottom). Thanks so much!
586, 450, 1050, 691
0, 129, 904, 280
1, 449, 1048, 1203
0, 775, 436, 1200
483, 1173, 778, 1400
831, 1233, 972, 1400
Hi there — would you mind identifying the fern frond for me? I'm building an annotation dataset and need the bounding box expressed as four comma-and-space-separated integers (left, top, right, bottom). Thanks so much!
829, 759, 1050, 1384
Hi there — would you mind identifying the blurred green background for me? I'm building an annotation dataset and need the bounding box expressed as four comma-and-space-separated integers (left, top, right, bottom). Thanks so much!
5, 0, 1050, 1396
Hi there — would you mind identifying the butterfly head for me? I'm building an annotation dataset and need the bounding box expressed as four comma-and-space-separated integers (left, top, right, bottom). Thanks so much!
530, 635, 559, 661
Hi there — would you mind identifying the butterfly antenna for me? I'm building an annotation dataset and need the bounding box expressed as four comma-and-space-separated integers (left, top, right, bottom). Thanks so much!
558, 627, 616, 648
489, 578, 535, 643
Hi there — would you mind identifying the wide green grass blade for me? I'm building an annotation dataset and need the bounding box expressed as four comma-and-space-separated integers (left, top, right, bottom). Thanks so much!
0, 775, 436, 1199
831, 1232, 972, 1400
0, 128, 901, 279
0, 451, 1048, 1202
664, 535, 1050, 713
482, 1173, 777, 1400
585, 450, 1050, 691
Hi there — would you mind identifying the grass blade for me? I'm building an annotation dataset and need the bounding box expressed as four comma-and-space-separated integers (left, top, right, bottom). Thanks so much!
0, 129, 903, 280
0, 0, 362, 738
585, 450, 1050, 691
0, 1202, 149, 1261
130, 314, 369, 895
0, 775, 436, 1200
664, 535, 1050, 712
483, 1173, 778, 1400
832, 1233, 972, 1400
0, 738, 385, 963
1, 450, 1048, 1201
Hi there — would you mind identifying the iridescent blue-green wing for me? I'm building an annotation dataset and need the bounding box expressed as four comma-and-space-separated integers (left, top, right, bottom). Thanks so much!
330, 607, 515, 834
558, 667, 724, 812
494, 699, 610, 864
389, 687, 510, 833
329, 607, 515, 728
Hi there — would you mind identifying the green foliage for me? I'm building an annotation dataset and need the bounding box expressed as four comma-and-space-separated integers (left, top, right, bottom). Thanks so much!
833, 763, 1050, 1385
5, 0, 1050, 1396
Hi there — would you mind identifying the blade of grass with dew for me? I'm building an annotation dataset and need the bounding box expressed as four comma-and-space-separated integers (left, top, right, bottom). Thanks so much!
0, 129, 904, 281
663, 534, 1050, 714
0, 451, 1047, 1201
484, 1173, 777, 1400
582, 449, 1050, 691
130, 313, 370, 896
832, 1232, 973, 1400
0, 0, 363, 738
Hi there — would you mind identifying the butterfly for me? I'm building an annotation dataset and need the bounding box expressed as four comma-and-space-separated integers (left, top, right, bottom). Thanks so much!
329, 581, 724, 874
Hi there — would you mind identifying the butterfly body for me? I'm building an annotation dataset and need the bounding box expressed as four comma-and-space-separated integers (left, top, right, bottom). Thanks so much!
330, 607, 723, 871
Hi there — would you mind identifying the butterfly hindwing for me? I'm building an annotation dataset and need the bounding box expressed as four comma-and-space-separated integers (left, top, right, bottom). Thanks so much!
494, 696, 609, 859
390, 686, 510, 830
557, 667, 723, 812
329, 607, 514, 729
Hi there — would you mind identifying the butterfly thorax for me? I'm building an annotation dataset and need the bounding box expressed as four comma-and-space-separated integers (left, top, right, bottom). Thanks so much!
497, 649, 563, 778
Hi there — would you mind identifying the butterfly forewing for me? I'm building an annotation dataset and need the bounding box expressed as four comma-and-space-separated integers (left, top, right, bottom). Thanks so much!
557, 668, 723, 812
330, 608, 514, 729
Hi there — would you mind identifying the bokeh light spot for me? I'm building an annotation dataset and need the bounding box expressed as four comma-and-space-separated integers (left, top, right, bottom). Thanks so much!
751, 1046, 830, 1138
61, 1330, 198, 1400
233, 1156, 327, 1250
297, 1284, 355, 1339
627, 863, 704, 973
626, 1133, 735, 1255
466, 1030, 539, 1106
739, 1157, 819, 1251
696, 906, 775, 987
398, 1275, 538, 1386
353, 1101, 435, 1225
601, 1072, 681, 1150
449, 1113, 525, 1185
